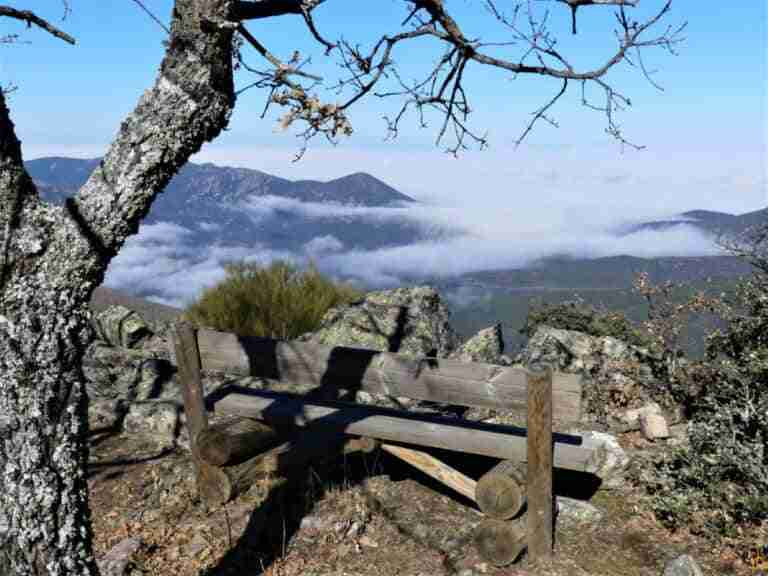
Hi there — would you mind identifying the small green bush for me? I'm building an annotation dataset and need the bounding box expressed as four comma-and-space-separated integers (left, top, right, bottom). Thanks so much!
180, 258, 364, 340
520, 298, 653, 348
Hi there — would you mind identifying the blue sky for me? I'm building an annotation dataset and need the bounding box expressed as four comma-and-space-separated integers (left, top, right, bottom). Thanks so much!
1, 1, 766, 307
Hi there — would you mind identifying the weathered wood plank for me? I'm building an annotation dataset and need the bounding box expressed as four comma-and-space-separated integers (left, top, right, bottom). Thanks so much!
380, 443, 477, 502
208, 387, 598, 473
526, 365, 554, 563
177, 328, 582, 422
171, 321, 208, 463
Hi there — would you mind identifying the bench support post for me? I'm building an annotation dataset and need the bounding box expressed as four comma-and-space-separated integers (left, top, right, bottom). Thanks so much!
171, 321, 211, 498
526, 364, 554, 564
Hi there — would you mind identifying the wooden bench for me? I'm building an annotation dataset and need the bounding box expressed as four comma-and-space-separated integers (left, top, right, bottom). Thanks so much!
168, 320, 604, 567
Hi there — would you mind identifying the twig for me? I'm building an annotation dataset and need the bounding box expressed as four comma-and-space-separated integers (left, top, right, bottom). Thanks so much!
0, 6, 75, 44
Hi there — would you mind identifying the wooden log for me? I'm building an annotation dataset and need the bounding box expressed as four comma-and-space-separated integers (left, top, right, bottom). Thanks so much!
197, 417, 281, 467
526, 365, 554, 563
475, 460, 527, 520
172, 328, 583, 422
209, 387, 599, 473
196, 432, 375, 507
473, 517, 527, 567
380, 443, 477, 503
171, 321, 208, 464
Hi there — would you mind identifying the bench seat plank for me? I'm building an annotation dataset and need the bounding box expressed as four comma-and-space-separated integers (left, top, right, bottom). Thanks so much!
208, 386, 602, 474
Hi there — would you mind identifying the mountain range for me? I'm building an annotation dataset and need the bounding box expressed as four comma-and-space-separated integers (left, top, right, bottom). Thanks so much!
615, 208, 768, 239
26, 157, 455, 254
25, 156, 765, 358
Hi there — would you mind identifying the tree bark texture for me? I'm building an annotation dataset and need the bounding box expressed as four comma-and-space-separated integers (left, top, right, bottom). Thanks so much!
0, 2, 236, 574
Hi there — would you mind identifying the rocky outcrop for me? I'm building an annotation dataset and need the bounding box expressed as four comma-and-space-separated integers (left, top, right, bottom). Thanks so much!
301, 285, 460, 358
83, 289, 707, 574
447, 323, 508, 365
514, 325, 681, 432
83, 290, 660, 490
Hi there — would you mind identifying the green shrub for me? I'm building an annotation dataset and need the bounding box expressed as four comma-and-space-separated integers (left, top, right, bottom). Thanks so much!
520, 298, 653, 348
628, 226, 768, 540
180, 258, 365, 340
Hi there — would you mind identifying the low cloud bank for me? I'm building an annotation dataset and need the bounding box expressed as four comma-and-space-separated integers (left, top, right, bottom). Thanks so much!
101, 195, 728, 310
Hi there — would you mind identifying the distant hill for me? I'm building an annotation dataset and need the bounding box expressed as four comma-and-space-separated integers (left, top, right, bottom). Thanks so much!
437, 254, 756, 293
618, 208, 768, 240
25, 157, 459, 253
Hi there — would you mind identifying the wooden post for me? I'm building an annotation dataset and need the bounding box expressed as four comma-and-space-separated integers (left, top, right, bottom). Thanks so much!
526, 364, 553, 563
171, 321, 210, 496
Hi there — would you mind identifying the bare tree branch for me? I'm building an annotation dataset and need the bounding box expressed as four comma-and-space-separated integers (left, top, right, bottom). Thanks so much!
0, 6, 76, 44
232, 0, 685, 155
128, 0, 171, 35
234, 0, 327, 21
554, 0, 639, 34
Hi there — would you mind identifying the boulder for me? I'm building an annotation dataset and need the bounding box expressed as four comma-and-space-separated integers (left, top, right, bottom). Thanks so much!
301, 286, 461, 410
121, 401, 180, 452
514, 325, 678, 430
579, 430, 631, 489
90, 304, 153, 349
448, 323, 505, 364
304, 285, 460, 358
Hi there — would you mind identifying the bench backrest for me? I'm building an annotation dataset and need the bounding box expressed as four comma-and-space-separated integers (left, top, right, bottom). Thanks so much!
167, 325, 583, 423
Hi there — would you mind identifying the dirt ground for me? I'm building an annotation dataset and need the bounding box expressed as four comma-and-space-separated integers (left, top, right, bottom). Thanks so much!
86, 425, 764, 576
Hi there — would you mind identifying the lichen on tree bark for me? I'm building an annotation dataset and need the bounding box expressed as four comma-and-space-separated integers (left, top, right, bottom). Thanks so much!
0, 2, 236, 574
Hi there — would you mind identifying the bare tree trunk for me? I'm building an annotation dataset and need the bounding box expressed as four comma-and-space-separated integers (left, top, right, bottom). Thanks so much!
0, 1, 236, 574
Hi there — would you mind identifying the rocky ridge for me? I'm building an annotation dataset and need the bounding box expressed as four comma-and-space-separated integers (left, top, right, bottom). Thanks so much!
83, 285, 711, 576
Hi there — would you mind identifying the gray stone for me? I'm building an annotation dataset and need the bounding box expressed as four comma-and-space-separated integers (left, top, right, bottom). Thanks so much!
515, 325, 675, 430
579, 430, 631, 489
96, 536, 143, 576
122, 401, 180, 449
640, 411, 669, 440
448, 323, 505, 364
134, 358, 165, 400
662, 554, 704, 576
305, 285, 460, 358
88, 398, 128, 432
556, 496, 604, 523
91, 304, 153, 349
621, 401, 663, 431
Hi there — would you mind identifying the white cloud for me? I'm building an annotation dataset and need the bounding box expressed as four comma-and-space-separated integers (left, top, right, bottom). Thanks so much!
31, 142, 757, 309
98, 205, 731, 311
303, 235, 345, 255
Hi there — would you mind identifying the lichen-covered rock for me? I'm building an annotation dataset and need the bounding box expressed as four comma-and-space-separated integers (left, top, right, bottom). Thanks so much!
122, 402, 180, 450
515, 326, 659, 373
448, 323, 505, 364
88, 398, 128, 432
555, 496, 604, 523
306, 286, 460, 358
82, 342, 169, 401
579, 430, 631, 489
515, 325, 675, 429
90, 304, 154, 349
